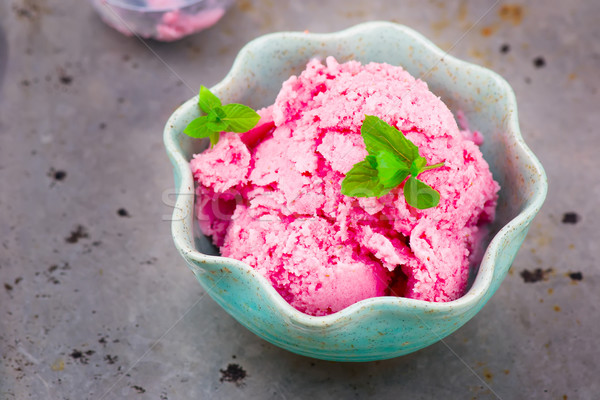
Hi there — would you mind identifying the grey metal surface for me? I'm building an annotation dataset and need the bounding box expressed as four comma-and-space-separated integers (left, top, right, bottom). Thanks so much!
1, 0, 598, 399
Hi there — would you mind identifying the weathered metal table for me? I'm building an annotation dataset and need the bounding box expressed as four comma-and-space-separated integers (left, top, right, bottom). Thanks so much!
1, 0, 598, 398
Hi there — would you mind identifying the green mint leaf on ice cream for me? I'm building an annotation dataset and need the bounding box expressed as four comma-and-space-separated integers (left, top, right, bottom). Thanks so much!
184, 86, 260, 146
374, 150, 410, 189
404, 176, 440, 209
341, 115, 444, 209
198, 85, 222, 113
219, 104, 263, 132
341, 159, 390, 198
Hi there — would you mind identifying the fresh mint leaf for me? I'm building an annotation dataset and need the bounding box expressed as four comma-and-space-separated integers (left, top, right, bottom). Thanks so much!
183, 116, 212, 138
404, 177, 440, 209
412, 156, 427, 172
184, 111, 229, 148
212, 107, 227, 119
341, 115, 444, 209
220, 104, 261, 133
209, 132, 220, 147
207, 121, 228, 132
361, 115, 419, 166
198, 85, 221, 113
206, 110, 229, 131
366, 155, 377, 168
183, 86, 261, 146
421, 162, 445, 172
341, 159, 389, 198
375, 151, 410, 189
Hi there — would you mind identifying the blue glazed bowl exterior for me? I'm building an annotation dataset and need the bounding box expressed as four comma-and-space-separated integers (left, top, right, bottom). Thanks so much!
164, 22, 547, 361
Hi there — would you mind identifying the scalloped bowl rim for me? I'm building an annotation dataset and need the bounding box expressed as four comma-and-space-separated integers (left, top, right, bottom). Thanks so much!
164, 21, 548, 328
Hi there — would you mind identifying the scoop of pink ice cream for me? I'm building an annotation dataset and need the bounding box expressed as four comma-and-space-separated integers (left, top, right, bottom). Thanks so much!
190, 57, 499, 315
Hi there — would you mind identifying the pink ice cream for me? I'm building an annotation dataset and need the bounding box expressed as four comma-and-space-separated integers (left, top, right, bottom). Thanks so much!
190, 57, 500, 316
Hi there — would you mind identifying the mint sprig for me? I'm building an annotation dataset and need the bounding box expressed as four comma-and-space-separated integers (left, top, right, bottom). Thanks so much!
341, 115, 444, 209
183, 86, 260, 147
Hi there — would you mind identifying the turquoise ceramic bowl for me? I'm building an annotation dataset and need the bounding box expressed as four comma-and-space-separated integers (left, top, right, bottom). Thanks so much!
164, 22, 547, 362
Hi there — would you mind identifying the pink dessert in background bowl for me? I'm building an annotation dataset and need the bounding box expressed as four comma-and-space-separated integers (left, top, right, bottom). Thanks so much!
90, 0, 231, 41
190, 57, 500, 316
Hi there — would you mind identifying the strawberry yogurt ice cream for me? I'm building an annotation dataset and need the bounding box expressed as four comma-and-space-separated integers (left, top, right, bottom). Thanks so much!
190, 57, 500, 316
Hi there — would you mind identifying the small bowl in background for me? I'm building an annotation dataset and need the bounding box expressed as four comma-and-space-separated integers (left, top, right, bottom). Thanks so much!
90, 0, 232, 41
164, 22, 548, 361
